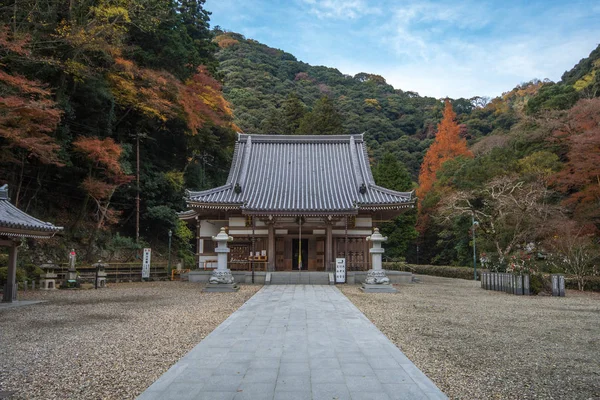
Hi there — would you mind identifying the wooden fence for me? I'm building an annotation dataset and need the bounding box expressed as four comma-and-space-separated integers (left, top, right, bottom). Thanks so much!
56, 262, 169, 283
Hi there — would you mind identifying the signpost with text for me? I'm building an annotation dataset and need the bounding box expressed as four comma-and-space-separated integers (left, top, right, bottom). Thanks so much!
142, 248, 151, 280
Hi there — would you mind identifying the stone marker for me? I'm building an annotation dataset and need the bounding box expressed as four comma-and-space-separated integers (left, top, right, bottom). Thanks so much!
516, 275, 523, 295
558, 275, 566, 297
551, 274, 559, 296
523, 274, 530, 295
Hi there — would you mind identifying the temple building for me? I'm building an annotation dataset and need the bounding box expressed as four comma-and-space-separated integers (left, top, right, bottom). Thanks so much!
1, 184, 63, 302
179, 134, 415, 273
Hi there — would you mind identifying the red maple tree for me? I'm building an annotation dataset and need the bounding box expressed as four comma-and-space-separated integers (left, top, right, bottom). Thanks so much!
417, 100, 473, 204
551, 98, 600, 226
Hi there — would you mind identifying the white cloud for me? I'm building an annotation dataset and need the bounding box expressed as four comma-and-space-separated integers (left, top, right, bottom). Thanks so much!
208, 0, 600, 98
301, 0, 380, 19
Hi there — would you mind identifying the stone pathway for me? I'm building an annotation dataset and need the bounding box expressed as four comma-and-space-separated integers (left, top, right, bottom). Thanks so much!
137, 285, 447, 400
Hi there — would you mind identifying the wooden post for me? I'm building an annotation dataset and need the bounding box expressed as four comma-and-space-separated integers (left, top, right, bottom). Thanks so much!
325, 220, 332, 272
268, 221, 275, 272
2, 241, 18, 302
195, 217, 201, 270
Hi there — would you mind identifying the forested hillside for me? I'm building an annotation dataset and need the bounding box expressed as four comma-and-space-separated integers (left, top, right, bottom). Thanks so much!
0, 1, 237, 264
1, 2, 599, 286
214, 31, 600, 282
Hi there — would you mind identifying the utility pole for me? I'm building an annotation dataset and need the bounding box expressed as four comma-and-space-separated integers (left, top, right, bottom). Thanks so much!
472, 213, 478, 281
136, 133, 140, 245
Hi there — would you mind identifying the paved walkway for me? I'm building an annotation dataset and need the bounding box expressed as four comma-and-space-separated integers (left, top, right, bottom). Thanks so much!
138, 285, 447, 400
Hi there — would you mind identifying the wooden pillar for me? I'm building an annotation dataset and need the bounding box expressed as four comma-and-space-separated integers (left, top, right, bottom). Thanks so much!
195, 217, 201, 269
268, 222, 275, 271
325, 223, 332, 271
2, 241, 18, 303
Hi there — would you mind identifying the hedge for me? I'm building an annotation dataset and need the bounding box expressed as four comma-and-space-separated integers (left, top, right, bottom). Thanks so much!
383, 263, 600, 293
384, 263, 477, 280
565, 276, 600, 292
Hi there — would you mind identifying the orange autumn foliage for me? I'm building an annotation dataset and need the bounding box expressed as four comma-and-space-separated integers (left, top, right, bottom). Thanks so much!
107, 58, 236, 133
0, 28, 63, 165
417, 100, 472, 205
73, 136, 127, 178
73, 136, 132, 229
551, 98, 600, 224
179, 66, 235, 133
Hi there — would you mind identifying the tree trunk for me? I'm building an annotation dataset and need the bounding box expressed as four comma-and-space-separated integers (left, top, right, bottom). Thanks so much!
85, 189, 115, 261
15, 153, 25, 208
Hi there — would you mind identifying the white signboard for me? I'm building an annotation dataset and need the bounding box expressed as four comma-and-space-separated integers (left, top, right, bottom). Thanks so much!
142, 248, 151, 279
335, 258, 346, 283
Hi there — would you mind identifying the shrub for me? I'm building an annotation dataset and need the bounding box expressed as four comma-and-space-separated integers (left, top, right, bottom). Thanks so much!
529, 273, 549, 295
385, 263, 477, 280
565, 276, 600, 292
0, 267, 28, 285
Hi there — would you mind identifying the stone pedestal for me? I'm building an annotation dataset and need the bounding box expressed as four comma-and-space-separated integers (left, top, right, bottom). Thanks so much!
361, 228, 397, 294
39, 262, 58, 290
203, 228, 239, 293
360, 283, 398, 293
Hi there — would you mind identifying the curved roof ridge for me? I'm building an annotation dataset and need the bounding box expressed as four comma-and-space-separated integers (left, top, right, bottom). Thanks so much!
368, 185, 415, 198
238, 134, 364, 143
0, 185, 63, 237
187, 185, 232, 198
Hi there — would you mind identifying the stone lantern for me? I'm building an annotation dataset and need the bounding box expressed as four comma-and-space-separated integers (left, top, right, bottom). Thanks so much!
92, 261, 108, 288
203, 227, 239, 292
39, 261, 58, 290
361, 228, 397, 293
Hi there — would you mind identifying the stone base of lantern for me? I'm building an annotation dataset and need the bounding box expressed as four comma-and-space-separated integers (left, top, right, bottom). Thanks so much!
202, 269, 239, 292
360, 270, 397, 293
96, 272, 107, 288
39, 278, 57, 290
203, 283, 240, 292
360, 283, 397, 293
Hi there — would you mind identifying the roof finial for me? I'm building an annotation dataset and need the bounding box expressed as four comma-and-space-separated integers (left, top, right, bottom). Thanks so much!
0, 184, 8, 200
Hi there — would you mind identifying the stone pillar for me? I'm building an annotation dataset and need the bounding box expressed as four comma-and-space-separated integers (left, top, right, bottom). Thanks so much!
360, 228, 397, 293
203, 227, 239, 292
2, 242, 18, 302
268, 222, 275, 272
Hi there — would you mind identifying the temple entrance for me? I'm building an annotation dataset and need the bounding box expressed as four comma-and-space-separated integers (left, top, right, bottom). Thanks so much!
292, 239, 308, 271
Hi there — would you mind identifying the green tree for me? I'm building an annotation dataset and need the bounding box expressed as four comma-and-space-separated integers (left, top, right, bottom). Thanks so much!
373, 153, 417, 259
297, 96, 344, 135
281, 93, 306, 135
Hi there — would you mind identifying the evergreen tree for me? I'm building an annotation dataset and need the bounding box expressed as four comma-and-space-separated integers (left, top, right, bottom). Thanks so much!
298, 96, 344, 135
373, 153, 417, 259
281, 93, 306, 135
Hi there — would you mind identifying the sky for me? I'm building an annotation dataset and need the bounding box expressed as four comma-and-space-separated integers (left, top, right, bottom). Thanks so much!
204, 0, 600, 99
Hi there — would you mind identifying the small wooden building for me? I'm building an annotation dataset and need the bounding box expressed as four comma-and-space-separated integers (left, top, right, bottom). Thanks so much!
180, 134, 415, 272
0, 185, 63, 302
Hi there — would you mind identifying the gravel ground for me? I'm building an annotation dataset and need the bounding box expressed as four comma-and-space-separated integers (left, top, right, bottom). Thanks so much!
0, 282, 260, 400
340, 275, 600, 400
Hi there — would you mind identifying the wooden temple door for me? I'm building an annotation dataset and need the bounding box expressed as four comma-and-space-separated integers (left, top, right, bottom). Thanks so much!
292, 239, 308, 270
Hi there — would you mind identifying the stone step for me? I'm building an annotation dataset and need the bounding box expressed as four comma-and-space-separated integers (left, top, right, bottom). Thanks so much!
268, 272, 330, 285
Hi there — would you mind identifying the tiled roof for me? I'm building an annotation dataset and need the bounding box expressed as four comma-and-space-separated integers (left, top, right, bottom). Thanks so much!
186, 134, 415, 214
0, 185, 63, 238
